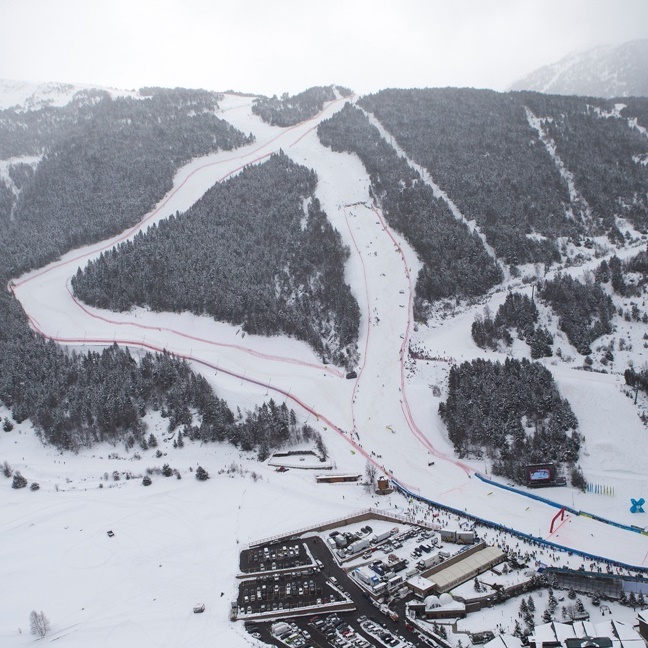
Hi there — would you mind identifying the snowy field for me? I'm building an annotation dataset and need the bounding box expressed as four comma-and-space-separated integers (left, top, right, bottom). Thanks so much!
3, 92, 648, 645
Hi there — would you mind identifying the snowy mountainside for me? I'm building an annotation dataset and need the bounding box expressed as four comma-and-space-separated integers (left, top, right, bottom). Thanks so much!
510, 40, 648, 98
3, 84, 648, 646
0, 78, 139, 110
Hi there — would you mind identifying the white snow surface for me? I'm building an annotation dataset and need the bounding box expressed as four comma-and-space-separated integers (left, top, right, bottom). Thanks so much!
3, 94, 648, 645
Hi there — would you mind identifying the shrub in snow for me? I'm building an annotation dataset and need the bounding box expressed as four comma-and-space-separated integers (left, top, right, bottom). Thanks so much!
3, 417, 13, 432
162, 463, 173, 477
30, 482, 40, 491
142, 475, 152, 486
2, 461, 12, 478
29, 610, 50, 638
195, 466, 209, 481
12, 472, 27, 489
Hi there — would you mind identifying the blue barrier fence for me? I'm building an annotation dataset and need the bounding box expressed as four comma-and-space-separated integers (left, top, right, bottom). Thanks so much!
474, 472, 646, 535
391, 479, 648, 577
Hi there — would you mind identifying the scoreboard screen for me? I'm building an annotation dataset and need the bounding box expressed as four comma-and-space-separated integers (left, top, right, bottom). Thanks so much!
526, 463, 554, 485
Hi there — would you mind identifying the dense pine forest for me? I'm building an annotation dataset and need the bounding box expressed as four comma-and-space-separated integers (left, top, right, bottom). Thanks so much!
0, 87, 252, 275
71, 153, 360, 367
358, 89, 648, 265
439, 358, 581, 483
252, 85, 352, 126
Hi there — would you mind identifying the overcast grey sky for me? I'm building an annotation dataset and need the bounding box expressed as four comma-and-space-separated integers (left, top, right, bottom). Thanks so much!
1, 0, 647, 96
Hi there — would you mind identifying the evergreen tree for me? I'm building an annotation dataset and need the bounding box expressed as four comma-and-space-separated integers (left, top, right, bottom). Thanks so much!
12, 471, 27, 489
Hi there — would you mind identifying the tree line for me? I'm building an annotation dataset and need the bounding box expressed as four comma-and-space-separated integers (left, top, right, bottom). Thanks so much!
252, 85, 352, 127
471, 292, 554, 359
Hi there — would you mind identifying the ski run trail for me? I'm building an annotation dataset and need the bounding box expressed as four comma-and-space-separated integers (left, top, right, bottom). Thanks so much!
3, 93, 648, 646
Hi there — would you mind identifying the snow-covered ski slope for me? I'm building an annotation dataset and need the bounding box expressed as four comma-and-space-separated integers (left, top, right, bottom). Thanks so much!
3, 93, 648, 645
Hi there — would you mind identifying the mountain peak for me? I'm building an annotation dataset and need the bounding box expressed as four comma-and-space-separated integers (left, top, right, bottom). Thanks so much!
510, 39, 648, 98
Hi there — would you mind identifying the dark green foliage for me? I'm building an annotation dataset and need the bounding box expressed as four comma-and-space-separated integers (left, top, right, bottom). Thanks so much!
439, 358, 580, 483
471, 311, 511, 351
2, 417, 13, 432
530, 327, 554, 359
538, 274, 614, 354
570, 465, 586, 490
195, 465, 209, 481
471, 293, 539, 350
72, 153, 360, 367
624, 366, 648, 395
524, 93, 648, 233
358, 88, 581, 264
0, 178, 14, 222
252, 86, 338, 126
318, 103, 502, 313
609, 256, 627, 295
142, 475, 152, 486
0, 295, 314, 452
12, 471, 27, 489
495, 293, 539, 339
596, 246, 648, 297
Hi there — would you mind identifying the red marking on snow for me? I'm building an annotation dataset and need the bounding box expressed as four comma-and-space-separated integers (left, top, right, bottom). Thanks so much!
548, 508, 569, 539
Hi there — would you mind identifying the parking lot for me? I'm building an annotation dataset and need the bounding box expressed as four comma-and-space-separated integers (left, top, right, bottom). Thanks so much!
237, 531, 444, 647
241, 541, 311, 574
245, 610, 422, 648
237, 567, 345, 617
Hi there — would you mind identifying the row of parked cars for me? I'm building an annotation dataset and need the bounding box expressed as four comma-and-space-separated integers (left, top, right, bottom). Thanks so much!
309, 613, 372, 648
359, 617, 415, 648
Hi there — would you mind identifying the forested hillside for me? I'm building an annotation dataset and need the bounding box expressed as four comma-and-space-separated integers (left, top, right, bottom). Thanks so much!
0, 88, 315, 454
4, 83, 648, 466
72, 153, 360, 367
318, 103, 502, 317
251, 85, 352, 126
359, 89, 648, 264
0, 87, 252, 275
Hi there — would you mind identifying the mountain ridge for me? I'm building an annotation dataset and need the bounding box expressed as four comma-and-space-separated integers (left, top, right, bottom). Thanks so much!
510, 39, 648, 98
